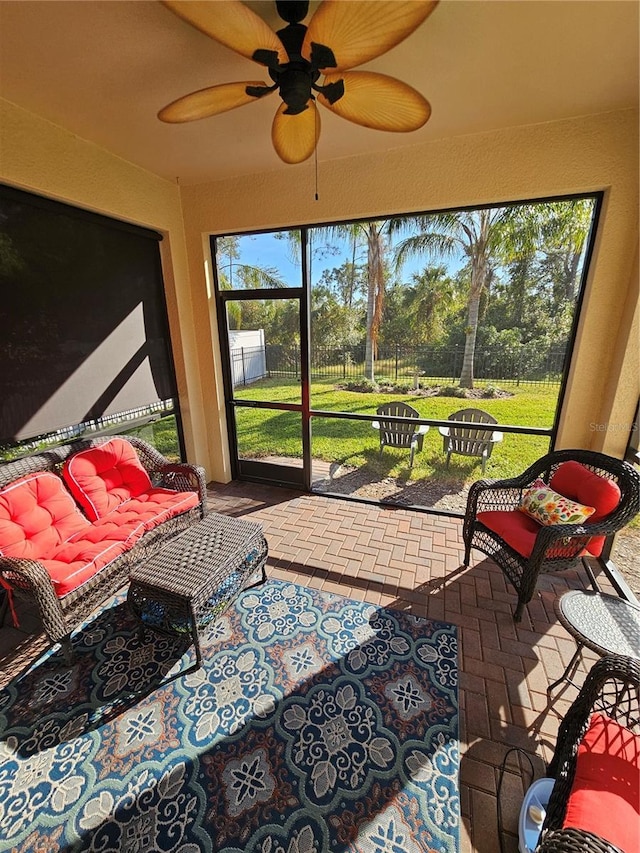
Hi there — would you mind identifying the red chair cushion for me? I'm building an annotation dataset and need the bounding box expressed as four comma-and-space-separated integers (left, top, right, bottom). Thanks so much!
63, 438, 153, 521
477, 510, 541, 558
42, 516, 144, 596
111, 489, 200, 531
477, 509, 592, 560
550, 461, 621, 557
0, 472, 89, 561
563, 712, 640, 852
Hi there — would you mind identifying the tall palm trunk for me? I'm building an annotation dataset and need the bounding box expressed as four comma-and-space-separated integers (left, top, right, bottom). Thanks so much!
364, 272, 376, 381
364, 227, 384, 382
459, 213, 491, 388
564, 249, 581, 301
460, 287, 481, 388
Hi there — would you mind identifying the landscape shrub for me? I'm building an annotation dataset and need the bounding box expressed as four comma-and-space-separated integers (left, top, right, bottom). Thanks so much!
438, 385, 467, 398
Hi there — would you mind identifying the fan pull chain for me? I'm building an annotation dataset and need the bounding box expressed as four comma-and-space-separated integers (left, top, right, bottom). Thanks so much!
314, 106, 319, 201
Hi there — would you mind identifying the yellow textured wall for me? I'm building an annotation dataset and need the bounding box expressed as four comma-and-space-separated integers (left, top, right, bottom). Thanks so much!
181, 108, 639, 478
0, 98, 213, 471
595, 243, 639, 455
2, 96, 637, 482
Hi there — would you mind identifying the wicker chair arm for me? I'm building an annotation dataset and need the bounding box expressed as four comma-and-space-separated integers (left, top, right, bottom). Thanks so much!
156, 462, 207, 506
510, 524, 590, 606
1, 555, 57, 594
547, 654, 640, 780
529, 522, 591, 559
464, 456, 563, 510
0, 556, 66, 640
527, 511, 637, 573
536, 828, 624, 853
466, 478, 524, 513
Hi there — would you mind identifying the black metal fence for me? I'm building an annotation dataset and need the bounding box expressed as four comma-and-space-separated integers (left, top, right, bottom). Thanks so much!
232, 343, 566, 388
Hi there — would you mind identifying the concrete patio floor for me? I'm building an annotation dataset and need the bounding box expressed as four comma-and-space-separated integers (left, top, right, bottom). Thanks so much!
0, 480, 612, 853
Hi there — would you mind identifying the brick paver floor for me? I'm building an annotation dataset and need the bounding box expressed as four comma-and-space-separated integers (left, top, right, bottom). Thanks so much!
0, 480, 616, 853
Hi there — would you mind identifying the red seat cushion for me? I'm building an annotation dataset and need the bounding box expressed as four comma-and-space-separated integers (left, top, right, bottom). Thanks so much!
0, 472, 89, 561
550, 462, 621, 557
42, 516, 144, 597
477, 510, 541, 558
477, 509, 592, 560
63, 438, 153, 521
110, 488, 199, 531
563, 713, 640, 852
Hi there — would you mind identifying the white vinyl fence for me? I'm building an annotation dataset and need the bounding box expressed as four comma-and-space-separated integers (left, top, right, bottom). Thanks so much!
229, 330, 267, 388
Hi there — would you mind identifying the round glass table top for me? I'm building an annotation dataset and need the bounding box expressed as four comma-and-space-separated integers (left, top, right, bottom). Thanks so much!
556, 590, 640, 658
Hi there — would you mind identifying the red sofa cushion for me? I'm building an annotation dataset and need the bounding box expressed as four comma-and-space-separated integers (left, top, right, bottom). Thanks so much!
111, 489, 200, 531
563, 712, 640, 852
0, 472, 89, 561
43, 516, 144, 597
63, 438, 153, 521
550, 461, 621, 557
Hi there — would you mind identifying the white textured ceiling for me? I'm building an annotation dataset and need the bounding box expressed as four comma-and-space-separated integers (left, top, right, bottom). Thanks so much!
0, 1, 638, 185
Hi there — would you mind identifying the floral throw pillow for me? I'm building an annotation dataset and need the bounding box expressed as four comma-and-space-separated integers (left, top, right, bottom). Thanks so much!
519, 479, 596, 526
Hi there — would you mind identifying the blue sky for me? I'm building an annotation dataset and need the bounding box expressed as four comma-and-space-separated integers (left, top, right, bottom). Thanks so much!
219, 229, 465, 288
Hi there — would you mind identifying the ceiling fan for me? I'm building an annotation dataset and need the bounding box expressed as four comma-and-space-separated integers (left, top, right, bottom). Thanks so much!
159, 0, 439, 164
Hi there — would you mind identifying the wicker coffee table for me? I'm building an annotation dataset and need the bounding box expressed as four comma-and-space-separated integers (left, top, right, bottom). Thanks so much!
548, 589, 640, 693
127, 512, 268, 667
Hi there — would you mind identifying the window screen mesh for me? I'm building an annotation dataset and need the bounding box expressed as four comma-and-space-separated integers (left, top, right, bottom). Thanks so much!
0, 184, 178, 442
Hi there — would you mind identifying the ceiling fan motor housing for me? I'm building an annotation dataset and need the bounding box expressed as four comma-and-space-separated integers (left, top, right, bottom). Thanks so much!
277, 66, 318, 114
263, 16, 341, 115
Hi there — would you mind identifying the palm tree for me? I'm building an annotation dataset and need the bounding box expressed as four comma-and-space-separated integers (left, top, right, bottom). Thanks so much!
538, 198, 595, 302
214, 234, 288, 332
395, 207, 539, 388
361, 221, 388, 381
316, 220, 401, 382
403, 265, 457, 344
215, 235, 287, 290
395, 201, 595, 387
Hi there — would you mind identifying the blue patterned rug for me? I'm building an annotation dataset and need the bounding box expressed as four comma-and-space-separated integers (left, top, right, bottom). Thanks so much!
0, 580, 459, 853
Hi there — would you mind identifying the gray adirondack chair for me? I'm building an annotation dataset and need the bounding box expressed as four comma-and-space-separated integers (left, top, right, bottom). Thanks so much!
438, 408, 503, 473
372, 402, 429, 467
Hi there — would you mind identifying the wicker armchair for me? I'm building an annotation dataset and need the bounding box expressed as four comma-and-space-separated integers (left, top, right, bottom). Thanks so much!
0, 435, 206, 661
536, 654, 639, 853
463, 449, 640, 621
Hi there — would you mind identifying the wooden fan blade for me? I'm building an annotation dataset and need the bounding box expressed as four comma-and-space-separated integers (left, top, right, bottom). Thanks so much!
303, 1, 438, 70
272, 101, 320, 164
318, 71, 431, 131
162, 1, 287, 65
158, 81, 271, 123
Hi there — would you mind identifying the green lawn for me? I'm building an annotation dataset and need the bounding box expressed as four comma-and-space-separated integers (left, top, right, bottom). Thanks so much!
233, 378, 558, 485
125, 416, 182, 461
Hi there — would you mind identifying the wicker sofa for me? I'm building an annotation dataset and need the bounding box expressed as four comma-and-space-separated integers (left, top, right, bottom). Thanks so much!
0, 435, 206, 662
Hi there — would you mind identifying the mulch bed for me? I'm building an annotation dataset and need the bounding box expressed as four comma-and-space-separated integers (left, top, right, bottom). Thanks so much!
611, 527, 640, 597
